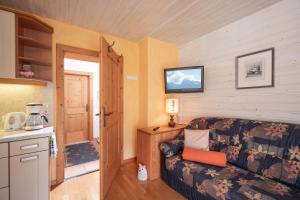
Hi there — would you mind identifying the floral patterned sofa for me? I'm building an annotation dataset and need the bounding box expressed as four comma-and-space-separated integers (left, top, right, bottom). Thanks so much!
160, 117, 300, 200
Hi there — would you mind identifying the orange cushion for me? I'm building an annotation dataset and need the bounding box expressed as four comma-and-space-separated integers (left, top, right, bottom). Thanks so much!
182, 147, 227, 167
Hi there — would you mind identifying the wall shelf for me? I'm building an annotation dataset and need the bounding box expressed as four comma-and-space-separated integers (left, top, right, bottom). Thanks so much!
0, 9, 53, 85
18, 35, 51, 50
17, 14, 53, 34
16, 13, 53, 82
0, 78, 48, 86
18, 56, 52, 67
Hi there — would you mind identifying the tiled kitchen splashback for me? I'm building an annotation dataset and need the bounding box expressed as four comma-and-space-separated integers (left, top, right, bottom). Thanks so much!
0, 83, 54, 129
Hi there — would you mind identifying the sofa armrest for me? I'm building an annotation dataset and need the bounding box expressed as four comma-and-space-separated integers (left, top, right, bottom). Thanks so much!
160, 134, 184, 158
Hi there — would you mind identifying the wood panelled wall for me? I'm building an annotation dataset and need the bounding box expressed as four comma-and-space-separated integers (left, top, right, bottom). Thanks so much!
178, 0, 300, 124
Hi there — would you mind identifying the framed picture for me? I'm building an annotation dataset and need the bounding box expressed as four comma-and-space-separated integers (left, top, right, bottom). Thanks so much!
236, 48, 274, 89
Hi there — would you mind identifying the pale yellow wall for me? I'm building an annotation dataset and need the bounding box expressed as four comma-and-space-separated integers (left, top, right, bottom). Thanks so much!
138, 37, 179, 127
138, 38, 148, 128
147, 38, 179, 126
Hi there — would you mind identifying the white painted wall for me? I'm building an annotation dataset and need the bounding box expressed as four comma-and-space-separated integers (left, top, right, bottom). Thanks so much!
64, 58, 100, 138
178, 0, 300, 124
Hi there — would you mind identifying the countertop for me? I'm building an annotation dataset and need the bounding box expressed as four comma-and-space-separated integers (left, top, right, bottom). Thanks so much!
0, 126, 54, 143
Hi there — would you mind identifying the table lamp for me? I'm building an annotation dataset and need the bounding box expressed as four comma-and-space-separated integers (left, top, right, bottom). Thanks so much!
166, 98, 179, 127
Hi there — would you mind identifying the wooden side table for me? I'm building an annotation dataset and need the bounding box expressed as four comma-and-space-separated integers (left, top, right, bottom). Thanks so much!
137, 124, 186, 180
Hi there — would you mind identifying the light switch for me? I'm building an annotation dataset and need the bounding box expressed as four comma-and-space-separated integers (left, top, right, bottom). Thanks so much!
127, 75, 138, 80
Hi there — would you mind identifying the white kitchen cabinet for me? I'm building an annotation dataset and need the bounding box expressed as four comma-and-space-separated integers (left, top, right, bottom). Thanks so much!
9, 137, 49, 200
0, 129, 52, 200
10, 137, 49, 156
0, 142, 9, 190
10, 150, 49, 200
0, 187, 9, 200
0, 143, 8, 158
0, 10, 16, 78
0, 157, 9, 188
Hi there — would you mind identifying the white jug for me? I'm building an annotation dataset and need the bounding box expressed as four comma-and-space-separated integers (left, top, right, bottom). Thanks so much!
137, 163, 148, 181
2, 112, 26, 131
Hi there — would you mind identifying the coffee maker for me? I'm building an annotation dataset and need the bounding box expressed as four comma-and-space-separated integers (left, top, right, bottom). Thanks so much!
25, 103, 48, 131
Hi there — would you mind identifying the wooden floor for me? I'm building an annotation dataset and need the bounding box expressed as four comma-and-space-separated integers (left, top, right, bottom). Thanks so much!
65, 160, 99, 179
106, 162, 185, 200
51, 161, 185, 200
51, 171, 99, 200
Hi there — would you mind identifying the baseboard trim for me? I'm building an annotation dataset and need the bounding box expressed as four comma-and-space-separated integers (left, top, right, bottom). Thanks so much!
122, 157, 136, 165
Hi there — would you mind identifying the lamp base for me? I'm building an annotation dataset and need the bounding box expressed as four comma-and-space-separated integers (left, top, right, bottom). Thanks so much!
168, 115, 176, 127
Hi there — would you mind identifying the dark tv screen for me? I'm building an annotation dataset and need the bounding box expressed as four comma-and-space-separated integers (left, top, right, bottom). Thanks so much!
164, 66, 204, 93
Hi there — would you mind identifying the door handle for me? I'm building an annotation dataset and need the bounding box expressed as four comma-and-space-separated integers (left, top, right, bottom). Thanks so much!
20, 144, 39, 150
102, 107, 113, 127
95, 113, 100, 116
104, 112, 113, 116
20, 155, 38, 162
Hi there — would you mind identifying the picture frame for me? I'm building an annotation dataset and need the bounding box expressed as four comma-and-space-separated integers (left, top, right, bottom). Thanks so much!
235, 48, 274, 89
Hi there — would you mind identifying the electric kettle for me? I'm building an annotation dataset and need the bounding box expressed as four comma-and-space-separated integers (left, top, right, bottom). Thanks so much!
2, 112, 26, 131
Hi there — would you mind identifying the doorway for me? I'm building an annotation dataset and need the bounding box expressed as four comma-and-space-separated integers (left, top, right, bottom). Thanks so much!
55, 39, 124, 200
63, 58, 100, 179
55, 44, 100, 183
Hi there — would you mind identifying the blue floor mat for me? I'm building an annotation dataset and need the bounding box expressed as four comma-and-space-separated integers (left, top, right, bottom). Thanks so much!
65, 142, 99, 167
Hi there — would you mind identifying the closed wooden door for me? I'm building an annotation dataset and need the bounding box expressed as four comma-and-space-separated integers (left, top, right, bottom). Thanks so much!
100, 37, 123, 199
64, 73, 89, 145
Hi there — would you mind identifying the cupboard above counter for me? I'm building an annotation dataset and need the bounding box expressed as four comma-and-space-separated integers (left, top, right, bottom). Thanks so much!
0, 9, 53, 86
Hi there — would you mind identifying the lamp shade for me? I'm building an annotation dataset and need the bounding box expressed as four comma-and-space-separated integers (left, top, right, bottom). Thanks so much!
166, 98, 179, 114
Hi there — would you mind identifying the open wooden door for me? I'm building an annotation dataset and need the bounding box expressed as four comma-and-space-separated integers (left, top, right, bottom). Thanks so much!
100, 37, 123, 200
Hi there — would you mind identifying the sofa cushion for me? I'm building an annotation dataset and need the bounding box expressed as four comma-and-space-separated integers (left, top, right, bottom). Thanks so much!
283, 125, 300, 188
182, 147, 227, 167
160, 132, 184, 158
165, 155, 300, 200
239, 120, 300, 188
184, 129, 209, 150
188, 118, 245, 167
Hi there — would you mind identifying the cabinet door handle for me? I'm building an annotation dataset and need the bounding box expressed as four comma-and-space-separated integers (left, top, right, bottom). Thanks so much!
20, 155, 38, 162
20, 144, 39, 150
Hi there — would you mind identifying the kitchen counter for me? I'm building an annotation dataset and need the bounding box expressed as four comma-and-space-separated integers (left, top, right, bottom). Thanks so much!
0, 127, 54, 143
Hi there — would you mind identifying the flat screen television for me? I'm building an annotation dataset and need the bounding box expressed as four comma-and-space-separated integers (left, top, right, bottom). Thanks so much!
164, 66, 204, 93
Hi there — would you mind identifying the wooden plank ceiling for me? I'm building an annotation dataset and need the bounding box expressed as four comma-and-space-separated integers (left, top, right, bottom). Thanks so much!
0, 0, 281, 45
